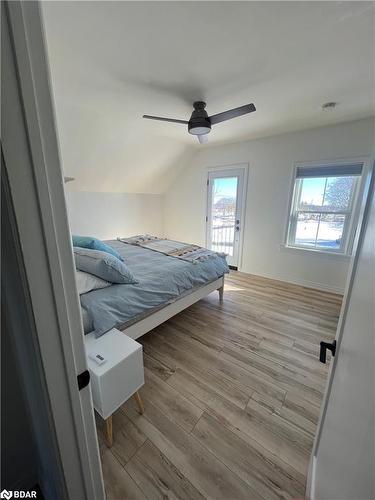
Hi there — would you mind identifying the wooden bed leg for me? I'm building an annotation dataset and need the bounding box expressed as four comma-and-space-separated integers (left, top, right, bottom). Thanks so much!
133, 391, 144, 414
218, 284, 224, 302
105, 415, 113, 448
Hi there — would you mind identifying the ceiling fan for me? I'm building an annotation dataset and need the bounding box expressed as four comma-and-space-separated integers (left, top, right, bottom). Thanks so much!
143, 101, 256, 144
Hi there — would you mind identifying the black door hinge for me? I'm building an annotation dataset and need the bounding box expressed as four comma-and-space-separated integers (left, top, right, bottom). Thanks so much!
77, 370, 90, 390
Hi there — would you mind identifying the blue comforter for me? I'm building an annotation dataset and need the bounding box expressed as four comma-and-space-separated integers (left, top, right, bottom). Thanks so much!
80, 240, 229, 337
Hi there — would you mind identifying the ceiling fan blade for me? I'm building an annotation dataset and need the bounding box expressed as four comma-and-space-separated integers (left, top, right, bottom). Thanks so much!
143, 115, 188, 125
197, 134, 208, 144
209, 103, 256, 125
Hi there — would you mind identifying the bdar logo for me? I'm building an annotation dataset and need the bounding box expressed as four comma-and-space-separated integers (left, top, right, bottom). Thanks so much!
0, 491, 12, 499
0, 492, 35, 499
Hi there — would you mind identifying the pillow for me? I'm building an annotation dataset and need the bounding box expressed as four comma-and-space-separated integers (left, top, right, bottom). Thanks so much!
73, 247, 138, 284
75, 270, 111, 295
72, 235, 123, 261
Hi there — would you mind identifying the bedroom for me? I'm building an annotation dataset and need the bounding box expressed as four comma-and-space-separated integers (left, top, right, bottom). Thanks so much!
2, 1, 375, 500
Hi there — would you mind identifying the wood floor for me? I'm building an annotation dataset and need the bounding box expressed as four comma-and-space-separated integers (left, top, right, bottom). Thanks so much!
96, 271, 342, 500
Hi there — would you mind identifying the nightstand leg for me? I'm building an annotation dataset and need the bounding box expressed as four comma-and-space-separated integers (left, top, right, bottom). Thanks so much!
133, 391, 144, 414
105, 415, 113, 448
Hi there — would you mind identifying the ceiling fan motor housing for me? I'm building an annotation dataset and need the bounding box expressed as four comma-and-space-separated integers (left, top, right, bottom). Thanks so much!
188, 101, 211, 135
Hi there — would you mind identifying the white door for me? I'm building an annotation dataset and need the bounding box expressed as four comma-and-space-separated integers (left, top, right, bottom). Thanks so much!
307, 166, 374, 500
206, 167, 247, 268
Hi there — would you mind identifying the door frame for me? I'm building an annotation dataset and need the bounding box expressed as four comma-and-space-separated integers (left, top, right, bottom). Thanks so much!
306, 160, 375, 499
205, 163, 248, 270
3, 2, 104, 498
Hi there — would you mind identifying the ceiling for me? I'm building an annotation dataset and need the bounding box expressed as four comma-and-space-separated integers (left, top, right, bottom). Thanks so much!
42, 1, 375, 193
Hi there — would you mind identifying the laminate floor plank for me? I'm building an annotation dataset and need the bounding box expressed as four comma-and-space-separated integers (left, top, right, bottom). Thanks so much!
256, 339, 329, 378
219, 347, 325, 407
143, 352, 175, 381
167, 367, 311, 476
193, 411, 305, 500
97, 271, 341, 499
141, 367, 203, 433
100, 444, 147, 500
125, 439, 205, 500
144, 332, 285, 406
283, 391, 321, 425
145, 340, 253, 410
122, 400, 256, 499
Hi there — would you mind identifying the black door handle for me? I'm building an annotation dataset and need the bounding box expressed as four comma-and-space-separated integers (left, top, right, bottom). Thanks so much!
319, 340, 336, 364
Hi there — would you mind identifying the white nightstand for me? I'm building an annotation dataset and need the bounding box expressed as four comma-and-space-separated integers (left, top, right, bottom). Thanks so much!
84, 328, 145, 447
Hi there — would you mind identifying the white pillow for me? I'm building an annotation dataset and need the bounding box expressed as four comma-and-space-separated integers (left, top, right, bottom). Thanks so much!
75, 270, 111, 295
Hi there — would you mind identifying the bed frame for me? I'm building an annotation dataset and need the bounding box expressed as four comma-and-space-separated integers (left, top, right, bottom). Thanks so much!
121, 275, 224, 340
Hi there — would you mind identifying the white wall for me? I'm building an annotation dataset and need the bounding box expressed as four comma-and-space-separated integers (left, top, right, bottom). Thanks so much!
164, 118, 375, 293
65, 190, 163, 240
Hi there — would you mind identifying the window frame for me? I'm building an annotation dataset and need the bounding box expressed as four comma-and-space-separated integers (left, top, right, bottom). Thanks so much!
285, 159, 368, 256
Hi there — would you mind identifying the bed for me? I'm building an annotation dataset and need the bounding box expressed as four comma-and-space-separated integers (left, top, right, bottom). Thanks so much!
80, 238, 229, 340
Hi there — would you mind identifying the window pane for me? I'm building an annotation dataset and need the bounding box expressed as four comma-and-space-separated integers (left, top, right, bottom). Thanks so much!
323, 176, 355, 211
316, 214, 345, 250
290, 168, 359, 253
295, 213, 320, 247
298, 178, 326, 210
211, 177, 237, 256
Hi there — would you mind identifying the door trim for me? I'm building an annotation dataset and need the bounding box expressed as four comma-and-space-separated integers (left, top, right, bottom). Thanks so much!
3, 2, 104, 498
205, 163, 248, 270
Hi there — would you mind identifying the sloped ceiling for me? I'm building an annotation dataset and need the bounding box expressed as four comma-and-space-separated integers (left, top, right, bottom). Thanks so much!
42, 1, 375, 194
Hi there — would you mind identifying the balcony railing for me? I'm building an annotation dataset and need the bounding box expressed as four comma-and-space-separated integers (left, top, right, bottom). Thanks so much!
211, 223, 234, 255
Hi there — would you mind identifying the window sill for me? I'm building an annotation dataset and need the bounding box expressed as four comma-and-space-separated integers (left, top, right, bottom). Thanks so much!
280, 244, 351, 259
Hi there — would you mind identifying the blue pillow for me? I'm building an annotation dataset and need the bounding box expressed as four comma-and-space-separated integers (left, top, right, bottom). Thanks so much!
72, 235, 123, 261
73, 247, 138, 284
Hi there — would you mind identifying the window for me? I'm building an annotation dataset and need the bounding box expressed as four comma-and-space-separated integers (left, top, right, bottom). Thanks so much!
287, 162, 363, 254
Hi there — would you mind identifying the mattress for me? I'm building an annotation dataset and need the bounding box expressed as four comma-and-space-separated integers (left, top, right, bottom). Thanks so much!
80, 239, 229, 337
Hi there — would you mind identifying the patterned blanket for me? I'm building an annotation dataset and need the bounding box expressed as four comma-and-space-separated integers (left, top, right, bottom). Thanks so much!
117, 235, 226, 264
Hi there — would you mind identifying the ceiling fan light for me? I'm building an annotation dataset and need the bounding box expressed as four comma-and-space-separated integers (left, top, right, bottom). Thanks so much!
188, 126, 211, 136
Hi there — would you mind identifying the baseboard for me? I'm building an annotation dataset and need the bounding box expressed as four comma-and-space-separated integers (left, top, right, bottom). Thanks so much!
306, 455, 317, 500
237, 268, 345, 295
284, 277, 345, 295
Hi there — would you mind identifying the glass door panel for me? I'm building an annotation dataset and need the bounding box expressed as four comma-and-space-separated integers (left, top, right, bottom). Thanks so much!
206, 168, 245, 268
